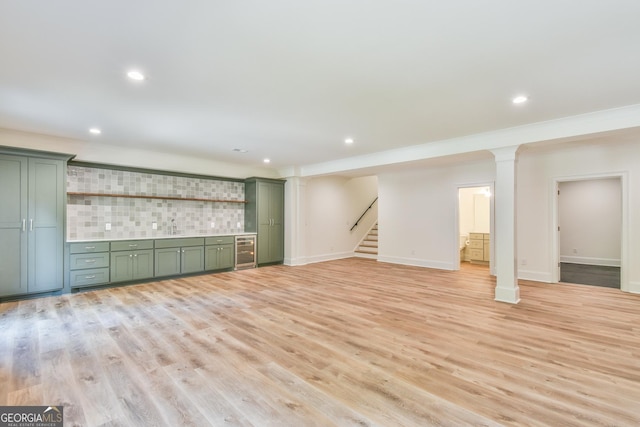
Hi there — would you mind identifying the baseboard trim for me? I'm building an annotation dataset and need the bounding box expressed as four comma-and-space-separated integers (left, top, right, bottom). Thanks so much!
559, 256, 620, 267
284, 257, 307, 267
627, 281, 640, 294
518, 270, 553, 283
377, 256, 454, 271
295, 251, 353, 266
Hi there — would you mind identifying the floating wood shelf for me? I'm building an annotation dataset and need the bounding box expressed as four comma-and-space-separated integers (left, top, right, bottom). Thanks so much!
67, 192, 247, 204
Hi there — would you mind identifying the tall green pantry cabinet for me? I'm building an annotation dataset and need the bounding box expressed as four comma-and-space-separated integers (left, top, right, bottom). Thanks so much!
244, 178, 285, 266
0, 147, 72, 298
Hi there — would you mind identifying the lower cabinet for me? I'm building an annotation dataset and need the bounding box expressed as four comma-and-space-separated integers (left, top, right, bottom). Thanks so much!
67, 235, 248, 291
110, 240, 154, 283
154, 238, 205, 277
205, 236, 235, 270
69, 242, 110, 288
469, 233, 490, 264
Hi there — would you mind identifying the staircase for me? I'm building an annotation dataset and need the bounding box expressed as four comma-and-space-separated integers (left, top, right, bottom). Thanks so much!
355, 223, 378, 259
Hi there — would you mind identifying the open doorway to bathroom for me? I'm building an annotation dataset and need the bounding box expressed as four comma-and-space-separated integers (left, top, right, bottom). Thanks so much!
458, 186, 491, 269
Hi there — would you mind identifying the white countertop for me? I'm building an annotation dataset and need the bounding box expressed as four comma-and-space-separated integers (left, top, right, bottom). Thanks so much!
67, 232, 256, 243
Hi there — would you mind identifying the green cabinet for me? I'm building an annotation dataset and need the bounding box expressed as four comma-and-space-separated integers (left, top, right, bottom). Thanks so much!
110, 240, 154, 283
0, 150, 69, 297
205, 236, 235, 270
245, 178, 284, 266
154, 237, 204, 277
69, 242, 110, 288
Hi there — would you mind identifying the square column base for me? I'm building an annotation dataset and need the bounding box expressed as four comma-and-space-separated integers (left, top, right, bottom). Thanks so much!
495, 285, 520, 304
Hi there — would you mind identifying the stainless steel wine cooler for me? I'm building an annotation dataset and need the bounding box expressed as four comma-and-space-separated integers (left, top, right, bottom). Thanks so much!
235, 235, 256, 269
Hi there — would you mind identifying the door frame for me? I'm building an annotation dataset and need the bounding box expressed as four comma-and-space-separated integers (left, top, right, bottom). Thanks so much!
551, 172, 628, 290
454, 182, 495, 276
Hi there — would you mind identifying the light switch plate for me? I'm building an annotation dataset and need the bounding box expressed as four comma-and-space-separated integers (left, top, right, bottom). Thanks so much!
105, 223, 111, 231
152, 222, 157, 230
211, 222, 215, 228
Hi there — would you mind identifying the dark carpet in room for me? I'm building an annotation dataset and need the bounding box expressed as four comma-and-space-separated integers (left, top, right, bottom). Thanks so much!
560, 263, 620, 288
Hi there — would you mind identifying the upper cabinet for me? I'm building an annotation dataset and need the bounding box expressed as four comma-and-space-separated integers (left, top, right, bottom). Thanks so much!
0, 147, 72, 298
244, 178, 285, 266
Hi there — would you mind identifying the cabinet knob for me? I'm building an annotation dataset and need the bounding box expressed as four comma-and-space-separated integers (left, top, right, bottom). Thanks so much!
129, 254, 133, 258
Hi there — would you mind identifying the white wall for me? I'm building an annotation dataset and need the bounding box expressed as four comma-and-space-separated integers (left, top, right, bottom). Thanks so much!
378, 161, 495, 270
303, 175, 378, 263
559, 178, 621, 266
517, 139, 639, 290
375, 138, 640, 292
0, 128, 277, 179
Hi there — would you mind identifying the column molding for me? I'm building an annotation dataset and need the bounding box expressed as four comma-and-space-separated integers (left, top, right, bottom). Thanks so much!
283, 176, 307, 266
491, 145, 520, 304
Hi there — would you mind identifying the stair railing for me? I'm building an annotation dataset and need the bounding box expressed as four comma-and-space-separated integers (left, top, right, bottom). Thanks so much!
350, 197, 378, 231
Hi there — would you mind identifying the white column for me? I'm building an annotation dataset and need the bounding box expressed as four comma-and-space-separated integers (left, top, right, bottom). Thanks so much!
491, 146, 520, 304
284, 176, 307, 266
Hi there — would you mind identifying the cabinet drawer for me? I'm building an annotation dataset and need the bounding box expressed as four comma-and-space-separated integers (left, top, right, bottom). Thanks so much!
469, 233, 484, 240
468, 239, 484, 249
469, 248, 484, 260
205, 236, 235, 245
111, 240, 154, 251
155, 237, 204, 249
70, 252, 109, 270
70, 242, 110, 254
70, 267, 110, 288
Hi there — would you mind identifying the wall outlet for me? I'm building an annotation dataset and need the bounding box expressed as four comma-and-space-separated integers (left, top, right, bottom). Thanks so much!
211, 222, 215, 228
521, 258, 527, 266
237, 222, 241, 228
152, 222, 157, 230
573, 248, 578, 254
105, 223, 111, 231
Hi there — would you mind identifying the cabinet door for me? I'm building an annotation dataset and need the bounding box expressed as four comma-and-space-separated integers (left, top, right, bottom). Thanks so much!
0, 155, 28, 296
132, 249, 154, 280
28, 158, 64, 293
110, 251, 134, 283
181, 246, 204, 274
256, 182, 284, 264
218, 244, 234, 269
205, 245, 221, 270
268, 182, 284, 263
155, 248, 181, 277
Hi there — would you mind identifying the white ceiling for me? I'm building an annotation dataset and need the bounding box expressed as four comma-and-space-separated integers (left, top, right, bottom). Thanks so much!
1, 1, 640, 172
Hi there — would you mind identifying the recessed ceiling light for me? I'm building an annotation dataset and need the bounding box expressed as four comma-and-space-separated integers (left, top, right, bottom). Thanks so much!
89, 128, 101, 135
344, 137, 354, 144
512, 95, 528, 104
263, 158, 271, 164
127, 70, 145, 81
232, 148, 248, 153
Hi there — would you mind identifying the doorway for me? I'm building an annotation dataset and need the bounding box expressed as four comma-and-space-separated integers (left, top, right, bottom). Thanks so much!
458, 186, 492, 268
557, 177, 622, 288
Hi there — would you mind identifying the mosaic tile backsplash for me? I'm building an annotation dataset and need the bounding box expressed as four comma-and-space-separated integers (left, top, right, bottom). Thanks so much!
67, 166, 245, 240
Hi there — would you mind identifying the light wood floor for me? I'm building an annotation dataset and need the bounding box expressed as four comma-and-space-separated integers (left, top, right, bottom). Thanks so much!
2, 259, 640, 426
